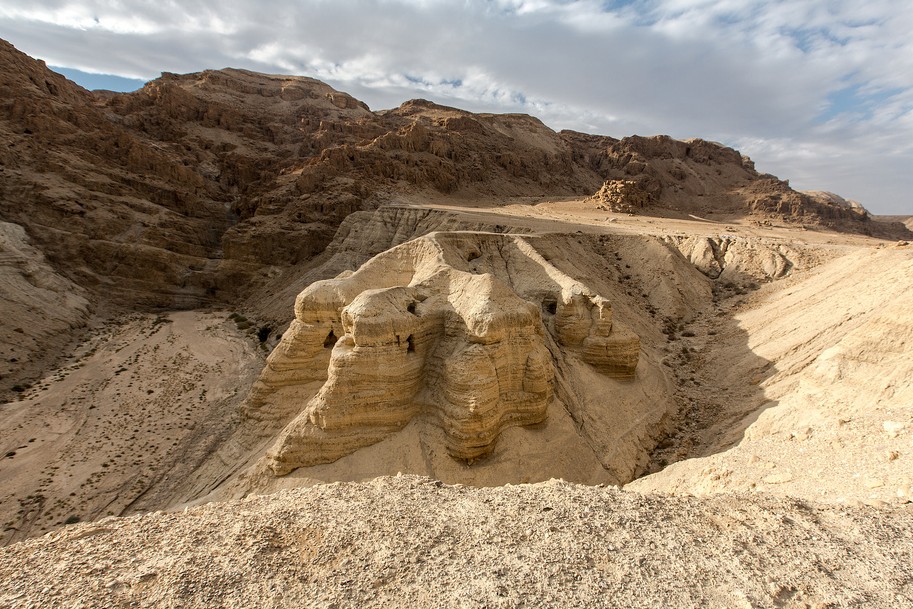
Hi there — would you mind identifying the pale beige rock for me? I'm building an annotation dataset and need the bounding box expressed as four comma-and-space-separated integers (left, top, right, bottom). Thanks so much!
762, 472, 794, 484
3, 476, 912, 609
664, 234, 799, 281
883, 421, 906, 437
865, 477, 885, 489
588, 179, 653, 213
629, 247, 913, 504
245, 231, 640, 475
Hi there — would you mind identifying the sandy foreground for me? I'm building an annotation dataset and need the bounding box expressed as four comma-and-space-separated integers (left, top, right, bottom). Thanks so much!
1, 475, 911, 608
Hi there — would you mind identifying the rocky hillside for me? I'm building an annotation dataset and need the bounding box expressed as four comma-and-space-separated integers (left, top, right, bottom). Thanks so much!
4, 37, 909, 397
1, 38, 905, 311
630, 244, 913, 503
2, 40, 912, 607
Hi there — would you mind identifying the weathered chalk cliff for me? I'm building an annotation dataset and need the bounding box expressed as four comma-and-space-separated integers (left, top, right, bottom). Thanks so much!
244, 232, 639, 474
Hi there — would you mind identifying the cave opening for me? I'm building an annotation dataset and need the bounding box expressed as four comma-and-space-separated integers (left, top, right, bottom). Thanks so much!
543, 297, 558, 315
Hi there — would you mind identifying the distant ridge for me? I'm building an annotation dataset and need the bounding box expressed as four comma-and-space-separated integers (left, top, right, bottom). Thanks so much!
0, 36, 909, 315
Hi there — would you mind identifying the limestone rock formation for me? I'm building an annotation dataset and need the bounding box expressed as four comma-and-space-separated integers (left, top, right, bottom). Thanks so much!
664, 235, 797, 281
588, 179, 654, 213
1, 36, 908, 394
244, 232, 640, 475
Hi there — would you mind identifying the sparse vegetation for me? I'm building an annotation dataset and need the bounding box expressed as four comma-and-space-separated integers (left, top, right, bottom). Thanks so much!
230, 313, 253, 331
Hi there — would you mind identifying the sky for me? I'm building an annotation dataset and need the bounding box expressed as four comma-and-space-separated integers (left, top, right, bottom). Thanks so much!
1, 0, 911, 214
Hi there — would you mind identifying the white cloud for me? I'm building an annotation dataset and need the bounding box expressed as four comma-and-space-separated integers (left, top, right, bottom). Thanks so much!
1, 0, 911, 213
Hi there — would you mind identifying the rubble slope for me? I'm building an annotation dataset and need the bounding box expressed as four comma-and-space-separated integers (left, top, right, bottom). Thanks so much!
1, 476, 910, 609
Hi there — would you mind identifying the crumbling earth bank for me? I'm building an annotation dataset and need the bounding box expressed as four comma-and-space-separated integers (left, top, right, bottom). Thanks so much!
0, 476, 910, 609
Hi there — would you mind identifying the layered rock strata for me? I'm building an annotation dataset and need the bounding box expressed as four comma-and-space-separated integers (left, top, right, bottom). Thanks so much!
244, 232, 640, 475
1, 36, 906, 324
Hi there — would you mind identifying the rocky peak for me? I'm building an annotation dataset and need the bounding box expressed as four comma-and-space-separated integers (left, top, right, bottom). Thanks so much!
0, 39, 89, 106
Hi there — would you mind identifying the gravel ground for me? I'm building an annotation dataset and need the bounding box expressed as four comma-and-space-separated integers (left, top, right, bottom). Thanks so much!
1, 475, 911, 608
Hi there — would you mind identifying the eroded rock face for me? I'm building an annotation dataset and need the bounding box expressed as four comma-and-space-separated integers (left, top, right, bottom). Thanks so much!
588, 179, 654, 213
245, 232, 640, 475
664, 235, 799, 281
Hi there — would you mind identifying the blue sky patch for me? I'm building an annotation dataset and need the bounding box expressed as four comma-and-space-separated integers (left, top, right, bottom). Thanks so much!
51, 66, 146, 92
818, 83, 903, 123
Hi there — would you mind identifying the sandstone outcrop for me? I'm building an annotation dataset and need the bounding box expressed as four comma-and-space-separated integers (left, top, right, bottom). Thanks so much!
244, 232, 640, 475
1, 36, 908, 397
588, 179, 654, 213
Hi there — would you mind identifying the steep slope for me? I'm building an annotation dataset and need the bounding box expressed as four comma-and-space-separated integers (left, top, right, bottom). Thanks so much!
0, 40, 240, 308
0, 222, 91, 394
0, 205, 711, 540
629, 243, 913, 504
166, 209, 724, 502
234, 232, 647, 481
1, 38, 907, 400
0, 312, 263, 545
2, 38, 912, 564
7, 199, 892, 543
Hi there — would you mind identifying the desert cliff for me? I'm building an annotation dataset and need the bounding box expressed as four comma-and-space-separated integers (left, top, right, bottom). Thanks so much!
0, 38, 911, 608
